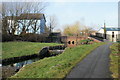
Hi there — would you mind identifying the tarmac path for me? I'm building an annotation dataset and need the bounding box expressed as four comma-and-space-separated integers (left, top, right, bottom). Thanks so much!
66, 43, 112, 78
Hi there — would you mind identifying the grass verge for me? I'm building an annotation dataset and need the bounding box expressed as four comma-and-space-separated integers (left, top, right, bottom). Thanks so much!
11, 42, 106, 78
2, 41, 62, 59
110, 43, 120, 78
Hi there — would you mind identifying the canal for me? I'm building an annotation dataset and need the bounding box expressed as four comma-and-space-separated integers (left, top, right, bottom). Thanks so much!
2, 49, 65, 78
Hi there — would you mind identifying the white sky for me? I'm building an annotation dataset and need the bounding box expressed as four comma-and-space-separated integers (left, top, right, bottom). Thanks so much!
0, 0, 119, 31
0, 0, 119, 2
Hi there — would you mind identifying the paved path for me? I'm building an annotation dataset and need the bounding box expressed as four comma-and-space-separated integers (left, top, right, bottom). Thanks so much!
66, 43, 112, 78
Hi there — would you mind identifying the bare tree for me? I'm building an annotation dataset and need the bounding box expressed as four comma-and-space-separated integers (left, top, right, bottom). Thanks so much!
48, 15, 57, 33
44, 25, 50, 33
1, 2, 47, 35
1, 2, 25, 35
18, 2, 47, 35
31, 20, 40, 34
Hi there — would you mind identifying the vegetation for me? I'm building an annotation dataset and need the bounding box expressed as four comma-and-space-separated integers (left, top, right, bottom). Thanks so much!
11, 42, 105, 78
110, 43, 120, 78
48, 15, 58, 33
63, 21, 95, 36
2, 42, 61, 59
80, 39, 93, 44
63, 22, 81, 36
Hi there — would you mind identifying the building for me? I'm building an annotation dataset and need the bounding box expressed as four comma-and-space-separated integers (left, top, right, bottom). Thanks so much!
3, 13, 46, 35
97, 27, 120, 42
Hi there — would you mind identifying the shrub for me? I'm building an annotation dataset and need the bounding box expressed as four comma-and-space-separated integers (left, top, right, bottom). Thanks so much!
2, 34, 14, 42
80, 39, 93, 44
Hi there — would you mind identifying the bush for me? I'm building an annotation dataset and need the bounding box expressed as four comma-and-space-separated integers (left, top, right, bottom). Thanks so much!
80, 39, 93, 44
2, 34, 14, 42
20, 33, 37, 42
2, 33, 49, 42
20, 33, 48, 42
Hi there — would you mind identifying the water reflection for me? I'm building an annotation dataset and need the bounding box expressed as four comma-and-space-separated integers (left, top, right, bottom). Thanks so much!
2, 50, 64, 78
2, 57, 40, 77
12, 58, 40, 71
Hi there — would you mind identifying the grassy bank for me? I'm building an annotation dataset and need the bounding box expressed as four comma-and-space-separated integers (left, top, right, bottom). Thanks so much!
2, 42, 62, 59
11, 42, 105, 78
110, 43, 120, 78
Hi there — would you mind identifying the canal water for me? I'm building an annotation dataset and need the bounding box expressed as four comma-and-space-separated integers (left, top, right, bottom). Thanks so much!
2, 57, 40, 78
2, 50, 64, 78
9, 58, 40, 71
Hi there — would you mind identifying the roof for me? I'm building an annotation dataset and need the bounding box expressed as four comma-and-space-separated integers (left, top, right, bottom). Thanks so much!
19, 13, 45, 20
4, 13, 46, 21
101, 27, 120, 31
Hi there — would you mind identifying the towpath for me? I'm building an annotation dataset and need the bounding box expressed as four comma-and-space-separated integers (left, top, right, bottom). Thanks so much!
66, 43, 112, 78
